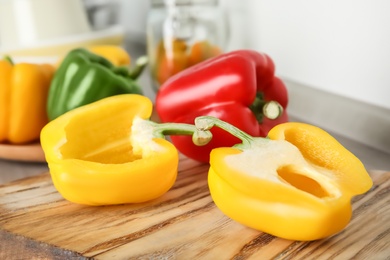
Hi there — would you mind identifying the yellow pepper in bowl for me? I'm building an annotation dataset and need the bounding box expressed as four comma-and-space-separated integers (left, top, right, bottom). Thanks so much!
40, 94, 211, 206
0, 56, 54, 144
195, 116, 373, 241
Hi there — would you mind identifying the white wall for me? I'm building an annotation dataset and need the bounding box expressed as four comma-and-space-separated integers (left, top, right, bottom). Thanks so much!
116, 0, 390, 111
117, 0, 149, 43
235, 0, 390, 110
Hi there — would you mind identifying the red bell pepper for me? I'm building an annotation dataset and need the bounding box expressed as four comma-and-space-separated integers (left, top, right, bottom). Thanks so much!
155, 50, 288, 162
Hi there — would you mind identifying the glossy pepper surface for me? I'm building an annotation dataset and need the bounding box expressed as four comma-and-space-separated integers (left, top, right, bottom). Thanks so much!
41, 94, 211, 206
47, 48, 144, 121
0, 57, 54, 144
156, 50, 288, 162
195, 116, 373, 241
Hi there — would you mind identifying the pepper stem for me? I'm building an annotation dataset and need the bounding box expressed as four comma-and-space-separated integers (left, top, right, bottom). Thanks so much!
128, 56, 148, 79
195, 116, 259, 149
148, 120, 213, 146
250, 92, 283, 122
111, 56, 148, 80
263, 100, 284, 120
3, 55, 14, 65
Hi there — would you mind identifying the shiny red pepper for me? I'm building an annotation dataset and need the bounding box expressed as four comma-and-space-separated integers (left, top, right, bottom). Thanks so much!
156, 50, 288, 163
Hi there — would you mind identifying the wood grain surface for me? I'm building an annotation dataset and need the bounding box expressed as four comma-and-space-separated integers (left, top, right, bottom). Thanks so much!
0, 156, 389, 259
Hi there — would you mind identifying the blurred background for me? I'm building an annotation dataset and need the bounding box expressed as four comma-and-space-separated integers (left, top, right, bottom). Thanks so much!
0, 0, 389, 163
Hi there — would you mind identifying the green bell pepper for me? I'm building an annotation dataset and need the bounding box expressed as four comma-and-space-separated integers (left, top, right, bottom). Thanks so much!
47, 48, 145, 121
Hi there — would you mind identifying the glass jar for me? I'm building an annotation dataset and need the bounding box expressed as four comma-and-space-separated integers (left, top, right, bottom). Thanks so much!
147, 0, 228, 91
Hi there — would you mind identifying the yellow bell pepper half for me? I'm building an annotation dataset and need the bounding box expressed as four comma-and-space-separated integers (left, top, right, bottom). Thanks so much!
195, 116, 373, 241
0, 57, 54, 144
41, 94, 211, 206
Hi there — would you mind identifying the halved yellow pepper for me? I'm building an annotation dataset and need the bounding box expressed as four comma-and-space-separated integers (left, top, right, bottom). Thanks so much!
0, 57, 54, 144
40, 94, 211, 206
195, 116, 373, 241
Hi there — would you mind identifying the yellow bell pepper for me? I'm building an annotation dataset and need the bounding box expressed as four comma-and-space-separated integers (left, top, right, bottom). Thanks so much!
40, 94, 211, 206
55, 45, 131, 69
0, 57, 54, 144
88, 45, 131, 66
195, 116, 373, 241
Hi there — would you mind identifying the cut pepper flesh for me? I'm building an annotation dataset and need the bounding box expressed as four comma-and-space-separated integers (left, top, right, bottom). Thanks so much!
194, 116, 373, 241
41, 94, 178, 205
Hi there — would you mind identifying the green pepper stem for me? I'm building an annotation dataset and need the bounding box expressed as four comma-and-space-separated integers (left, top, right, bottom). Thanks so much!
128, 56, 148, 79
148, 120, 213, 146
111, 56, 147, 80
3, 55, 14, 65
263, 101, 284, 120
250, 92, 283, 122
195, 116, 259, 149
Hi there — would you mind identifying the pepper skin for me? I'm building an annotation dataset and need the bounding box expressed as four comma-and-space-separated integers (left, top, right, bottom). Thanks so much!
196, 117, 373, 241
47, 48, 143, 121
0, 57, 54, 144
55, 45, 132, 68
41, 94, 211, 206
156, 50, 288, 163
88, 45, 131, 66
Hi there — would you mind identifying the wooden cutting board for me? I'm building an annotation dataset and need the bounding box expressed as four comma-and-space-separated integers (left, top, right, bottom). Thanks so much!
0, 156, 389, 260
